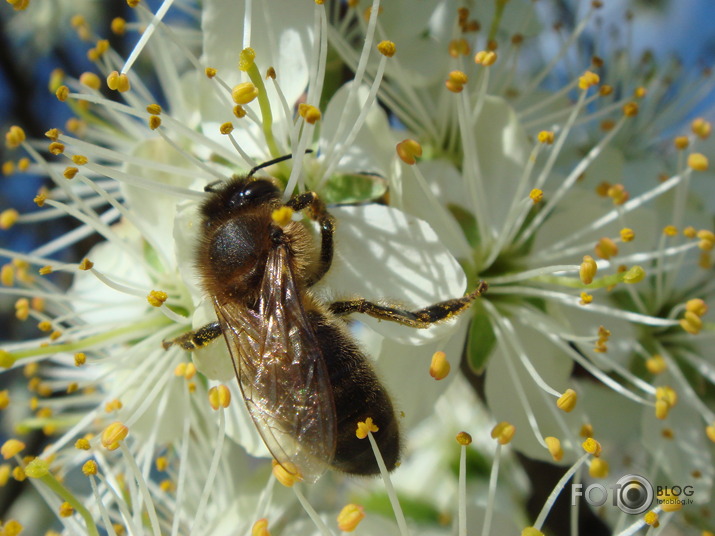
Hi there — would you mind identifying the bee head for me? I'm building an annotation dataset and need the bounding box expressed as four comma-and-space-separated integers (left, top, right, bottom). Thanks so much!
200, 177, 281, 224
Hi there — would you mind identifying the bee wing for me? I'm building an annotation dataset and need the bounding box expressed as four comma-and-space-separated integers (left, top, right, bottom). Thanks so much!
215, 246, 337, 483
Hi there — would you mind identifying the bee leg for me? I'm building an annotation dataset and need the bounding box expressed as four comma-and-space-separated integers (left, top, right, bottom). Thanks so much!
286, 191, 335, 286
162, 321, 223, 350
329, 281, 488, 328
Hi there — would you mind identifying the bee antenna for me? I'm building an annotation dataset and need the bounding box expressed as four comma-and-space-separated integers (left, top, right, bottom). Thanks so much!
247, 150, 314, 179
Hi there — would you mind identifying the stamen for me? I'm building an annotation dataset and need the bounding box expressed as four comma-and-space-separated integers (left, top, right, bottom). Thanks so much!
337, 504, 365, 532
429, 351, 450, 380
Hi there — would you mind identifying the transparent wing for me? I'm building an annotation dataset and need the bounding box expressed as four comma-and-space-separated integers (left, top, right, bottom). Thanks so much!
215, 246, 337, 483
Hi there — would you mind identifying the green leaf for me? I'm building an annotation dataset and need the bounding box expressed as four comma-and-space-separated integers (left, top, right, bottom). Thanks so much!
321, 173, 388, 205
360, 492, 442, 525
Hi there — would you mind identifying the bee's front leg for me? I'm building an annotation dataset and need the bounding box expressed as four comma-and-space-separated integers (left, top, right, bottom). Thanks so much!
162, 321, 223, 350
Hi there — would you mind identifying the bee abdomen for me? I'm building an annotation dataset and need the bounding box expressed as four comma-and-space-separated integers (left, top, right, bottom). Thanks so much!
308, 312, 401, 475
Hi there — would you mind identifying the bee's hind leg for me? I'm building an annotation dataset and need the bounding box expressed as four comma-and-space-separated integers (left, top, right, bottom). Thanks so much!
329, 281, 488, 328
162, 321, 223, 351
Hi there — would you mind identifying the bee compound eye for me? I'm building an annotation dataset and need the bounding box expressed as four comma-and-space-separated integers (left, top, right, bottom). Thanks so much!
237, 180, 280, 206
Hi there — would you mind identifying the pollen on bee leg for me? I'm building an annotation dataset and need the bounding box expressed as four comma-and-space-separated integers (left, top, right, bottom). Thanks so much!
429, 351, 450, 380
337, 504, 365, 532
356, 417, 379, 439
271, 207, 294, 227
271, 459, 302, 487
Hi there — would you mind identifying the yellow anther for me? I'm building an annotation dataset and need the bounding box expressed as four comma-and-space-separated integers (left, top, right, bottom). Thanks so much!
598, 84, 613, 96
37, 320, 52, 332
1, 161, 14, 175
661, 428, 674, 439
74, 437, 90, 450
674, 136, 689, 150
620, 228, 635, 242
396, 139, 422, 165
5, 126, 26, 148
95, 40, 110, 56
101, 422, 128, 451
271, 206, 294, 228
104, 399, 123, 413
522, 528, 545, 536
705, 423, 715, 443
184, 362, 197, 380
529, 189, 544, 203
699, 251, 712, 269
59, 501, 74, 517
48, 141, 65, 155
66, 118, 85, 135
79, 72, 101, 90
491, 421, 516, 445
63, 167, 78, 180
12, 466, 26, 481
657, 489, 683, 512
656, 386, 677, 407
377, 40, 396, 57
55, 85, 70, 102
205, 67, 217, 78
82, 460, 98, 476
36, 407, 52, 419
337, 504, 365, 532
0, 464, 10, 485
680, 311, 703, 334
579, 292, 593, 305
239, 47, 256, 71
1, 264, 14, 286
356, 418, 379, 439
578, 71, 600, 90
622, 265, 645, 284
445, 70, 468, 93
298, 103, 321, 124
156, 456, 169, 471
208, 385, 231, 410
448, 38, 470, 57
146, 103, 162, 115
691, 118, 712, 139
646, 354, 667, 375
595, 237, 618, 260
582, 437, 602, 457
1, 520, 23, 536
623, 102, 639, 117
232, 82, 259, 105
220, 122, 234, 135
685, 298, 708, 316
589, 458, 609, 478
106, 71, 131, 93
595, 181, 610, 197
579, 255, 597, 285
72, 154, 89, 166
147, 290, 168, 307
1, 439, 25, 460
633, 86, 647, 98
187, 381, 197, 393
48, 68, 64, 92
111, 17, 126, 35
537, 130, 555, 144
688, 153, 709, 171
251, 518, 271, 536
544, 436, 563, 462
697, 229, 715, 245
0, 209, 19, 230
74, 352, 87, 366
266, 67, 276, 79
0, 390, 9, 410
174, 363, 187, 377
233, 105, 247, 118
654, 400, 671, 420
474, 50, 497, 66
455, 431, 472, 446
271, 459, 302, 487
78, 258, 94, 270
607, 183, 629, 205
644, 511, 659, 527
556, 389, 577, 412
429, 351, 450, 380
663, 225, 678, 237
148, 115, 161, 130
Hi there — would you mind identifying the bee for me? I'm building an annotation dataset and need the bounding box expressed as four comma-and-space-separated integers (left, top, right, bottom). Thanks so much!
164, 156, 487, 482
